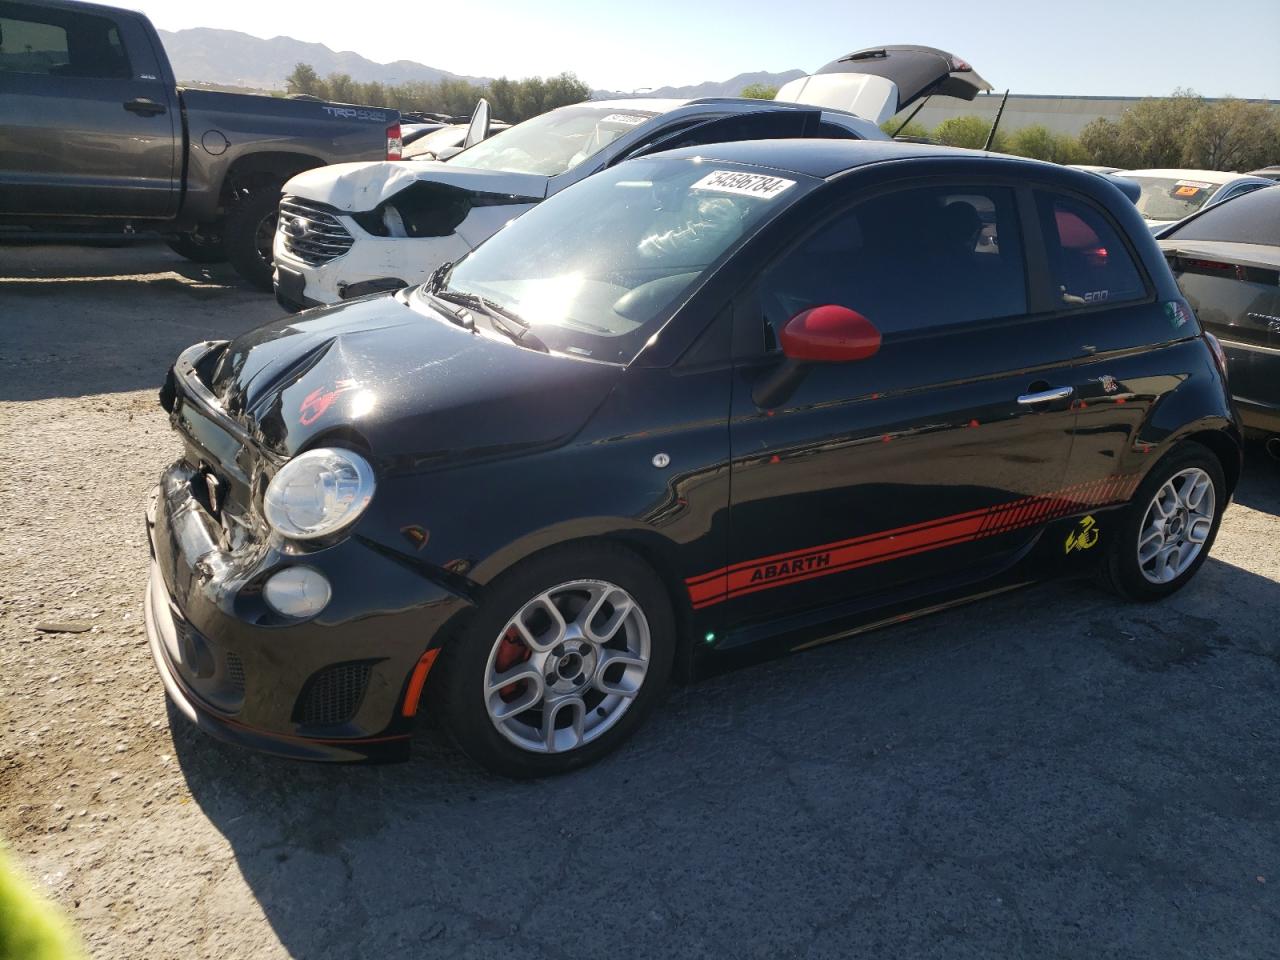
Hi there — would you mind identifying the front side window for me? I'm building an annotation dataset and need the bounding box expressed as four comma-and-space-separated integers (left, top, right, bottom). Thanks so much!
418, 160, 816, 363
447, 105, 659, 176
0, 4, 128, 78
759, 183, 1027, 346
1035, 192, 1146, 308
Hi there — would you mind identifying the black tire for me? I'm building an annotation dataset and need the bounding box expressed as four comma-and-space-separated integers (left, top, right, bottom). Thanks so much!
1098, 441, 1226, 601
433, 543, 675, 778
224, 185, 280, 291
165, 227, 226, 263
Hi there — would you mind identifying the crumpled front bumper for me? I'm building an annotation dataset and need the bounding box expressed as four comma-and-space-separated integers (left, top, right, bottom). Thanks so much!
144, 463, 472, 763
272, 222, 471, 309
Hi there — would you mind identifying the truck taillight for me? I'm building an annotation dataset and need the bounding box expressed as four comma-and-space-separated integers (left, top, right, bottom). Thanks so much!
386, 123, 402, 161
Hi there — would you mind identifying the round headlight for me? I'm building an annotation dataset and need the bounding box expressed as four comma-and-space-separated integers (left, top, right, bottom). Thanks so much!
263, 447, 375, 540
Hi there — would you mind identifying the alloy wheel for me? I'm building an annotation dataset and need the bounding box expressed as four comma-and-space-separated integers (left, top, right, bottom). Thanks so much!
1137, 467, 1215, 584
483, 579, 650, 754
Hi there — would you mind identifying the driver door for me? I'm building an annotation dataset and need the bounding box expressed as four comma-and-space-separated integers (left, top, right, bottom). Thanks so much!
705, 180, 1080, 634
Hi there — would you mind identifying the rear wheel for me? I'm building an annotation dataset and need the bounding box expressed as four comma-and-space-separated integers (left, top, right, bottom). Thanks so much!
435, 544, 675, 778
224, 185, 280, 291
165, 225, 226, 263
1098, 442, 1225, 601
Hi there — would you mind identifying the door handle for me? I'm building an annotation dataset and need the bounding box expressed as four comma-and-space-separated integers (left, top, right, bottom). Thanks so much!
124, 98, 166, 116
1017, 385, 1074, 405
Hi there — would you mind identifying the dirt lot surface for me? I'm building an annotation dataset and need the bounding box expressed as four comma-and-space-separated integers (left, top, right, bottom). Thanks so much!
2, 242, 1279, 960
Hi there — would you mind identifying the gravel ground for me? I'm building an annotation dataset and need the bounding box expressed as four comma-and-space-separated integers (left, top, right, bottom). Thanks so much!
2, 242, 1279, 960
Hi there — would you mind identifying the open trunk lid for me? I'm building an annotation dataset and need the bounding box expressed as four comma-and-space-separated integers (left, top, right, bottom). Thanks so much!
775, 45, 992, 124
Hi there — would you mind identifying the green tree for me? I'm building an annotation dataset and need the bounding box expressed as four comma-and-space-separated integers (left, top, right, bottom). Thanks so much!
739, 83, 778, 100
326, 72, 356, 104
1184, 97, 1280, 170
280, 64, 591, 123
1101, 89, 1205, 168
1004, 124, 1086, 164
932, 115, 1004, 151
1078, 116, 1132, 168
284, 62, 325, 98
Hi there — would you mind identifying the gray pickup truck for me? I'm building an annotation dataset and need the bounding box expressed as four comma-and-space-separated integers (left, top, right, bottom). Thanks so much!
0, 0, 401, 288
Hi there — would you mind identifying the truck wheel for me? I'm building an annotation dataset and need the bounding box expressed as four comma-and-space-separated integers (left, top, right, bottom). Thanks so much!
165, 226, 226, 264
224, 186, 281, 291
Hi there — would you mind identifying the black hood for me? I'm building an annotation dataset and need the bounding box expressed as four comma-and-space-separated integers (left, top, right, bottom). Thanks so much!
209, 294, 622, 466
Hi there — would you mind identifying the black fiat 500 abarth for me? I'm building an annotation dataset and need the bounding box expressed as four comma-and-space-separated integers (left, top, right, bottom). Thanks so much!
147, 140, 1242, 777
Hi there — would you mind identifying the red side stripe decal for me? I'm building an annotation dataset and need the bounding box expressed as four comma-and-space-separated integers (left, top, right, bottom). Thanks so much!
688, 474, 1138, 608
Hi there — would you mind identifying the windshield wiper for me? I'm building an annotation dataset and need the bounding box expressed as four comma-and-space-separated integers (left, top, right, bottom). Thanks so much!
437, 287, 549, 353
426, 288, 475, 330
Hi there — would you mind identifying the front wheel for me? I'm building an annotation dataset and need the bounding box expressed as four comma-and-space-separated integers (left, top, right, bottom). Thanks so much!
434, 544, 675, 778
165, 225, 226, 263
224, 185, 281, 291
1098, 442, 1226, 601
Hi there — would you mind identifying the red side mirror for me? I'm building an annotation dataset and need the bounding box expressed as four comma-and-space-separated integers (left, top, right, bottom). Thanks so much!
779, 305, 881, 363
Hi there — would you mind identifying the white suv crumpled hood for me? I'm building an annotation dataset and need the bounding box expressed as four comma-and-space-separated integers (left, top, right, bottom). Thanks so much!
283, 161, 550, 212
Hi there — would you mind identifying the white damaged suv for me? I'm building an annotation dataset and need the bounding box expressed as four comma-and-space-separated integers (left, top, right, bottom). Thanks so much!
272, 45, 990, 311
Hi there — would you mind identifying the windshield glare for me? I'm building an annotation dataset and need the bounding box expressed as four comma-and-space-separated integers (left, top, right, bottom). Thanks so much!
446, 105, 659, 176
1131, 176, 1219, 222
418, 160, 813, 363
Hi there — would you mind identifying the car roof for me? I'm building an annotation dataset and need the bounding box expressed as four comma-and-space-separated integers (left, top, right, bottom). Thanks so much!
648, 138, 1022, 179
586, 98, 691, 113
1118, 169, 1242, 184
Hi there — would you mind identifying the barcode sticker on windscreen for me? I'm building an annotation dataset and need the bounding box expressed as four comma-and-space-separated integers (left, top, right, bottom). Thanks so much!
691, 170, 796, 199
601, 113, 649, 126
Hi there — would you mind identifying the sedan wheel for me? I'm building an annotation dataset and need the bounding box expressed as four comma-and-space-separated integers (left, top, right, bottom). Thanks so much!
434, 544, 674, 778
484, 580, 650, 754
1098, 441, 1226, 601
1136, 467, 1215, 585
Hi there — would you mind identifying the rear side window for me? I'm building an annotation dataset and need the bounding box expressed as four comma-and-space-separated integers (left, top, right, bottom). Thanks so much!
760, 183, 1027, 342
1035, 192, 1146, 308
1165, 186, 1280, 246
0, 3, 129, 78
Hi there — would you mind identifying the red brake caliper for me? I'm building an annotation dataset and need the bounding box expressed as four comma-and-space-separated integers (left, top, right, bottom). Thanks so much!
494, 627, 532, 701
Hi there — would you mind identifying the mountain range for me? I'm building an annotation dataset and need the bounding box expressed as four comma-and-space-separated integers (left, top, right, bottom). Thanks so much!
157, 27, 802, 100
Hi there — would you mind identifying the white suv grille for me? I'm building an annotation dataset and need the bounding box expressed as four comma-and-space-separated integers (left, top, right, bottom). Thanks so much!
278, 197, 355, 266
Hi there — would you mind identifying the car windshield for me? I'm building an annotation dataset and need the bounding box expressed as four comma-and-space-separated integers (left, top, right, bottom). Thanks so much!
1129, 176, 1220, 221
413, 159, 815, 363
445, 105, 660, 176
405, 125, 464, 159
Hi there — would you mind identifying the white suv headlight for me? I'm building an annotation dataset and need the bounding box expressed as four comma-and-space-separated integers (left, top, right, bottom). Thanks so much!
263, 448, 375, 540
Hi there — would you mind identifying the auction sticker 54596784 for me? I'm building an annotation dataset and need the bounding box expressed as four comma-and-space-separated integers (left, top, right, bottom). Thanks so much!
691, 170, 796, 200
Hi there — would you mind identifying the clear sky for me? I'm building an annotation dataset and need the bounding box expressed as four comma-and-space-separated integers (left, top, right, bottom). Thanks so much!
127, 0, 1280, 97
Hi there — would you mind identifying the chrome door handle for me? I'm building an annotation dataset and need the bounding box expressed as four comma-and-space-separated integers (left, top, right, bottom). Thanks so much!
1017, 385, 1073, 405
124, 98, 166, 116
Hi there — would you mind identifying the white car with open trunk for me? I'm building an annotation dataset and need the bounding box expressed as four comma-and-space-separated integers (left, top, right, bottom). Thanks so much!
272, 45, 991, 311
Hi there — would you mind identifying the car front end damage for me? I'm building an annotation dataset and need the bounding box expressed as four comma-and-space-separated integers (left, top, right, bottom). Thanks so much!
144, 341, 472, 762
272, 161, 542, 311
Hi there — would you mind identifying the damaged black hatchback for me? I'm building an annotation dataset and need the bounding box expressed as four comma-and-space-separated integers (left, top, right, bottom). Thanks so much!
147, 140, 1241, 777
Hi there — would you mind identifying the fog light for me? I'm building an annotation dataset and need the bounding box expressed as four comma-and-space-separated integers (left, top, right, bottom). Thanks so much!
263, 567, 331, 618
